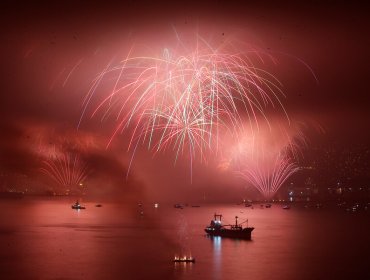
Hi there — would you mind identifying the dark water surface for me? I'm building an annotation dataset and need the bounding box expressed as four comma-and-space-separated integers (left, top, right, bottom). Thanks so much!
0, 198, 369, 280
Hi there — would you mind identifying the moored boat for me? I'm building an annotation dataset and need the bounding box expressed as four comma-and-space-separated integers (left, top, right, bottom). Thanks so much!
71, 201, 86, 210
205, 214, 254, 240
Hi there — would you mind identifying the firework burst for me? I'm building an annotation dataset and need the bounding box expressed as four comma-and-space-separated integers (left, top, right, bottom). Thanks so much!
40, 153, 89, 188
235, 153, 299, 200
223, 121, 305, 199
80, 34, 288, 177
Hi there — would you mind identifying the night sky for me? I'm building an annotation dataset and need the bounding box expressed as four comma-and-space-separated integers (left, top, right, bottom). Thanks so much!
1, 1, 369, 201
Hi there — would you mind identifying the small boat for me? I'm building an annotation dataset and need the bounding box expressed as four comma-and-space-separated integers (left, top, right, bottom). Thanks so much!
282, 205, 290, 210
205, 214, 254, 240
174, 204, 184, 209
71, 201, 86, 210
265, 204, 272, 208
173, 256, 195, 263
95, 204, 102, 207
191, 205, 200, 207
245, 203, 252, 207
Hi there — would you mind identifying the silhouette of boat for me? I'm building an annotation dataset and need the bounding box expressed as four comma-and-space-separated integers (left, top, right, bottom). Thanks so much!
71, 201, 86, 210
205, 214, 254, 240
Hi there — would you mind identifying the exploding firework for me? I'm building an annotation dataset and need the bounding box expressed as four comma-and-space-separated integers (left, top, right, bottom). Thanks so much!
40, 153, 89, 189
80, 34, 288, 175
235, 153, 299, 200
223, 121, 305, 199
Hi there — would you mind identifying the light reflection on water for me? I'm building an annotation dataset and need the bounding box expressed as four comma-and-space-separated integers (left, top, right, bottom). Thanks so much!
0, 198, 369, 280
212, 236, 222, 280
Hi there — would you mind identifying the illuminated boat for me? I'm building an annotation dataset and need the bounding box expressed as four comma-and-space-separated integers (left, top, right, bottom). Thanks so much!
205, 214, 254, 240
71, 201, 86, 210
173, 256, 195, 263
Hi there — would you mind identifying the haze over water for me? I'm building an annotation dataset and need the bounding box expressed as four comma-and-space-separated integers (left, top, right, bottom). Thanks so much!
0, 198, 369, 280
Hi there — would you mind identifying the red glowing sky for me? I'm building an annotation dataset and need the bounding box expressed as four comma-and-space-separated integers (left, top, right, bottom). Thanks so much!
0, 1, 369, 201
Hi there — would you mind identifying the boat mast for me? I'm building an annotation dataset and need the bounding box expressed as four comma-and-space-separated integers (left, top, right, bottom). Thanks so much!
214, 213, 222, 221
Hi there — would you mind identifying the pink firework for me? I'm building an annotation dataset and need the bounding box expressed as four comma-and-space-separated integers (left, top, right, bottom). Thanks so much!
40, 153, 89, 188
80, 34, 287, 173
222, 120, 305, 199
236, 153, 299, 200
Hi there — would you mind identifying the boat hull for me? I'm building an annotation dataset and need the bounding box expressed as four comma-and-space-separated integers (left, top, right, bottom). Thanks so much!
173, 259, 195, 263
205, 227, 254, 240
71, 206, 86, 210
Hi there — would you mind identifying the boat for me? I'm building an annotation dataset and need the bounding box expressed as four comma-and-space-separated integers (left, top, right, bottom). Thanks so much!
95, 204, 102, 207
205, 214, 254, 240
71, 201, 86, 210
173, 256, 195, 263
265, 203, 272, 208
174, 204, 184, 209
282, 205, 290, 210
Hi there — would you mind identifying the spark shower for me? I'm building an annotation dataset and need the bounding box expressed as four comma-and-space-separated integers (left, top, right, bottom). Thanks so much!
79, 31, 308, 197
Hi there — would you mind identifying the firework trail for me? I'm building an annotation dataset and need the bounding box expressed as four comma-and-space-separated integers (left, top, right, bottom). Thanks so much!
63, 58, 84, 87
80, 34, 289, 177
224, 121, 305, 199
40, 153, 88, 188
236, 153, 299, 200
